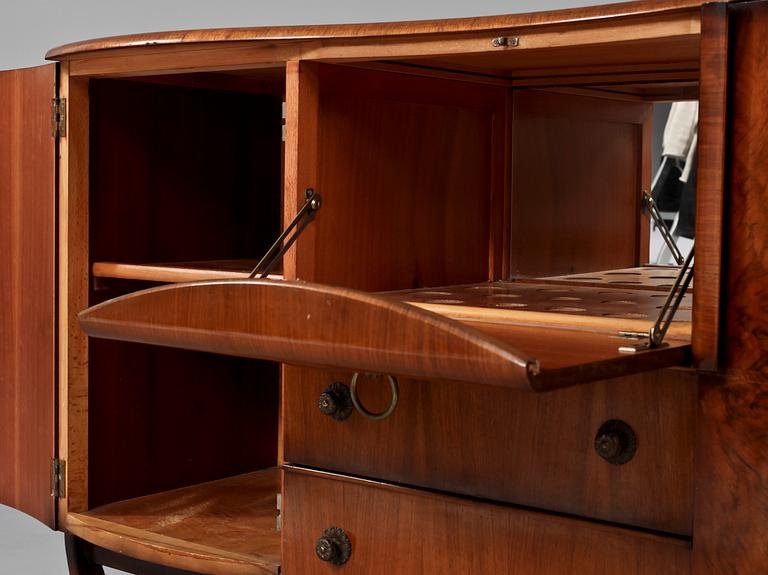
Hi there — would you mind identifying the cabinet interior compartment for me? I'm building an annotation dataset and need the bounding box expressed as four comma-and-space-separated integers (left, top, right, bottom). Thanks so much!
73, 22, 704, 570
89, 70, 285, 283
81, 337, 282, 571
76, 69, 287, 572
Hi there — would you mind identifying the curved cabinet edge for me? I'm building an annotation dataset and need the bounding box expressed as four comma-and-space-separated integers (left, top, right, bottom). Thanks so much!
65, 513, 278, 575
79, 279, 536, 390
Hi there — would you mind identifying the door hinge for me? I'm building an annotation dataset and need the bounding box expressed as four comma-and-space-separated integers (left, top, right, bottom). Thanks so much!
51, 458, 66, 499
51, 97, 67, 138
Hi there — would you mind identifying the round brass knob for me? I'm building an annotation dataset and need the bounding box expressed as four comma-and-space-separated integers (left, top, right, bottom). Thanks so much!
594, 420, 637, 465
315, 526, 351, 565
318, 382, 353, 421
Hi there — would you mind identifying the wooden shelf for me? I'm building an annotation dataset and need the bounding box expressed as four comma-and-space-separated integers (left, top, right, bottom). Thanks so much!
391, 275, 691, 339
79, 278, 690, 392
92, 260, 283, 283
66, 469, 281, 575
533, 265, 694, 292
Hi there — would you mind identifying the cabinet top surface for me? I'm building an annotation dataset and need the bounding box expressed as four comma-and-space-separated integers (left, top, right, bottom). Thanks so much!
46, 0, 713, 61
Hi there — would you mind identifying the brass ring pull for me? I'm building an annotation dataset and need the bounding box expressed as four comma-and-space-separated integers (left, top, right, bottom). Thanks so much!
349, 373, 399, 421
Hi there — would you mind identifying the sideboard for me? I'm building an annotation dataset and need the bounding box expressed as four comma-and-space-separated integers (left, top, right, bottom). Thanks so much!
1, 0, 766, 573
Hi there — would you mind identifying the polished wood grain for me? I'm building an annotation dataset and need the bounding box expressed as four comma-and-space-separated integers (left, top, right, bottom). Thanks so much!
282, 466, 691, 575
390, 280, 693, 335
78, 279, 691, 392
46, 0, 707, 60
92, 260, 283, 283
304, 64, 505, 289
68, 469, 281, 575
416, 304, 690, 340
0, 64, 57, 527
283, 61, 319, 282
692, 2, 728, 371
284, 367, 696, 535
691, 3, 768, 573
58, 65, 91, 519
409, 32, 699, 87
509, 90, 651, 277
79, 279, 529, 388
362, 59, 699, 91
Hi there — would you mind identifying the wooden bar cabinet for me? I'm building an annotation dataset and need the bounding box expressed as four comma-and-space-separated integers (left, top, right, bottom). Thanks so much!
1, 1, 766, 573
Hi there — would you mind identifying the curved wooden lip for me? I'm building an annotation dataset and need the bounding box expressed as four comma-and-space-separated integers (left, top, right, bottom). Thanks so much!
46, 0, 705, 60
79, 279, 537, 390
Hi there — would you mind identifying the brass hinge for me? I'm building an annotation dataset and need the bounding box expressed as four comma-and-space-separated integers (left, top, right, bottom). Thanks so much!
51, 97, 67, 138
276, 493, 282, 532
51, 458, 66, 499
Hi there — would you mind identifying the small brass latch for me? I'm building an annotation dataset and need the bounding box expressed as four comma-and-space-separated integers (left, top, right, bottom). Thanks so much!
492, 36, 520, 48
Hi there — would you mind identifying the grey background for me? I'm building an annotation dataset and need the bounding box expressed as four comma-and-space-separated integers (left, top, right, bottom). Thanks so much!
0, 0, 651, 573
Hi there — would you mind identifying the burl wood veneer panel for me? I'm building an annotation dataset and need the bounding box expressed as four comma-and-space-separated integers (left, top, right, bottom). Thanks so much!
692, 3, 768, 573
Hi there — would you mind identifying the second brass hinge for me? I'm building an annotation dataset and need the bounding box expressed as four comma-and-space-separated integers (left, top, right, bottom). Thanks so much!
51, 458, 66, 499
52, 97, 67, 138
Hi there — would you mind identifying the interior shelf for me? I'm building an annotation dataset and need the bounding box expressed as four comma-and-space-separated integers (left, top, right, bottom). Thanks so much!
66, 469, 281, 575
531, 265, 694, 292
92, 260, 283, 283
78, 275, 691, 392
391, 270, 691, 340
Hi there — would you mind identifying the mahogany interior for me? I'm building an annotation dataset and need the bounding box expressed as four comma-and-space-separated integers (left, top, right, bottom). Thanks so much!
84, 56, 696, 526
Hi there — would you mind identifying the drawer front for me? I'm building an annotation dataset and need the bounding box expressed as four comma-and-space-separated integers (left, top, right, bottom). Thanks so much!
282, 467, 691, 575
283, 366, 696, 535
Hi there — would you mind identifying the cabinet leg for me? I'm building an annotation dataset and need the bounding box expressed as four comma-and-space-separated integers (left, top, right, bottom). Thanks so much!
65, 533, 105, 575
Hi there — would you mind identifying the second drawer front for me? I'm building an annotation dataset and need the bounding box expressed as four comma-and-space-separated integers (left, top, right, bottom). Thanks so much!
283, 366, 696, 535
282, 467, 691, 575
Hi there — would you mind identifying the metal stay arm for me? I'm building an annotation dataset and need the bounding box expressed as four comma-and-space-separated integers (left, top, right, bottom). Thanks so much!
249, 188, 322, 279
642, 191, 684, 265
619, 246, 694, 353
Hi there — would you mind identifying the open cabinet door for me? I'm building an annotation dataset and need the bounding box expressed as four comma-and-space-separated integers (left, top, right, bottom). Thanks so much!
0, 64, 57, 528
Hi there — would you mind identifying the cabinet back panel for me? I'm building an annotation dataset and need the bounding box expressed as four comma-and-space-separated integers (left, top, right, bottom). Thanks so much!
88, 339, 279, 507
304, 65, 507, 290
510, 90, 650, 277
89, 79, 282, 265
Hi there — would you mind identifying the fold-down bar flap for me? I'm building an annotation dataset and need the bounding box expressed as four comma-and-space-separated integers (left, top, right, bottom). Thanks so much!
79, 279, 536, 390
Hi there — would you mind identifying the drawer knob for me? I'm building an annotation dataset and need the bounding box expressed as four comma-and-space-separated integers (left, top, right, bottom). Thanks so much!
315, 526, 352, 565
318, 382, 353, 421
594, 419, 637, 465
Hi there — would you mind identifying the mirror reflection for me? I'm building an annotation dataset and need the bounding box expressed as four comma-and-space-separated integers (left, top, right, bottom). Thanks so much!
649, 101, 697, 265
